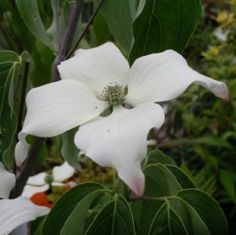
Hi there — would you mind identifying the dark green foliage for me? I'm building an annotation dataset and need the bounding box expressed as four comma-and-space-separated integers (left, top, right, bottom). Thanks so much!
129, 0, 202, 63
41, 152, 227, 235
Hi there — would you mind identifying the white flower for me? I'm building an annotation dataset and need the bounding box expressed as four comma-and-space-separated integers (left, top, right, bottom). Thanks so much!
214, 28, 228, 42
22, 162, 75, 198
0, 162, 49, 235
15, 42, 228, 196
0, 163, 15, 199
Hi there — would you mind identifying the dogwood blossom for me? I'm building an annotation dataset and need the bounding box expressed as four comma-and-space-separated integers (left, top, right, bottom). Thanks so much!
0, 162, 49, 234
15, 42, 228, 196
22, 162, 75, 198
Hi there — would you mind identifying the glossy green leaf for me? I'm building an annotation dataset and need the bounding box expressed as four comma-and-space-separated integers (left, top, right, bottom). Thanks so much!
146, 150, 176, 166
134, 162, 227, 235
144, 164, 182, 196
86, 195, 136, 235
165, 165, 195, 189
30, 42, 54, 86
0, 50, 22, 167
133, 159, 196, 235
0, 50, 19, 71
177, 189, 228, 235
0, 51, 20, 111
93, 13, 111, 45
16, 0, 54, 50
1, 1, 35, 51
0, 66, 20, 167
148, 189, 228, 235
42, 183, 104, 235
131, 199, 163, 235
61, 128, 81, 170
60, 189, 111, 235
129, 0, 202, 63
148, 203, 188, 235
100, 0, 136, 53
149, 199, 210, 235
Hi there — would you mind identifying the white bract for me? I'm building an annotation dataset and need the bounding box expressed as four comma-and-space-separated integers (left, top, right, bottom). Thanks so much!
15, 42, 228, 196
22, 162, 75, 198
214, 28, 228, 42
0, 162, 49, 235
0, 163, 15, 199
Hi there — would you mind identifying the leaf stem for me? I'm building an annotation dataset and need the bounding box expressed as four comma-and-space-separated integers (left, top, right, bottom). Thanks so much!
66, 0, 106, 58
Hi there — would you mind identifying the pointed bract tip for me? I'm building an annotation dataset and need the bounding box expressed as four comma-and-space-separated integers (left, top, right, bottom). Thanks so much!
131, 183, 145, 198
223, 93, 230, 102
119, 170, 145, 197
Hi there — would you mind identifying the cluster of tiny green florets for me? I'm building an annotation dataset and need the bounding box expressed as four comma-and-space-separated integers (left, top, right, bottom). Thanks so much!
102, 84, 126, 105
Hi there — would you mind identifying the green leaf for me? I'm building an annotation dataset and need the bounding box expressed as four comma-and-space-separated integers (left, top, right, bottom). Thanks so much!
60, 189, 111, 235
0, 50, 19, 71
219, 170, 236, 203
165, 165, 195, 189
129, 0, 202, 63
135, 161, 226, 235
132, 160, 193, 234
86, 195, 136, 235
148, 189, 228, 235
148, 203, 188, 235
144, 164, 182, 196
146, 150, 176, 166
30, 42, 54, 86
16, 0, 54, 50
149, 199, 210, 235
93, 12, 111, 45
42, 183, 104, 235
100, 0, 136, 53
177, 189, 228, 235
0, 50, 23, 168
0, 51, 20, 112
61, 128, 81, 170
131, 199, 163, 235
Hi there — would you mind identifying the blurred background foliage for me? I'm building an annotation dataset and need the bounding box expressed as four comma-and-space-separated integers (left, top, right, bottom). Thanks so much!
0, 0, 235, 234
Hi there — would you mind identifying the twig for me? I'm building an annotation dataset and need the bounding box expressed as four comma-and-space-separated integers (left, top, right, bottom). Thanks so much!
10, 138, 44, 198
10, 0, 84, 198
52, 0, 84, 82
66, 0, 106, 58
